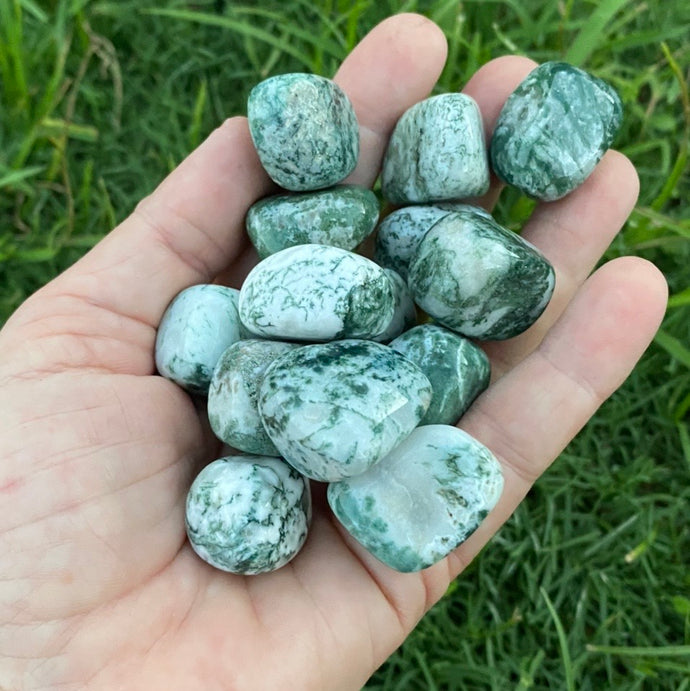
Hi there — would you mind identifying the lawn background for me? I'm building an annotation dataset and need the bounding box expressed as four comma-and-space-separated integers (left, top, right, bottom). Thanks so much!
1, 0, 688, 688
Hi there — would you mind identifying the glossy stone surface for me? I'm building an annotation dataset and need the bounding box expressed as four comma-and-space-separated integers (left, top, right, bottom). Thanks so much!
186, 455, 311, 574
390, 324, 490, 424
490, 61, 623, 201
239, 244, 395, 342
208, 340, 299, 456
374, 203, 491, 281
408, 209, 555, 340
246, 185, 379, 259
373, 269, 417, 343
155, 285, 242, 395
258, 340, 432, 482
382, 93, 490, 204
248, 73, 359, 191
328, 425, 503, 572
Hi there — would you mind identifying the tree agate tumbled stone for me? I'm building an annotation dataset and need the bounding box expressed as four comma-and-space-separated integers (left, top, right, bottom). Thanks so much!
155, 285, 242, 395
381, 93, 489, 204
372, 269, 417, 344
246, 185, 379, 259
390, 324, 490, 425
328, 425, 503, 572
248, 73, 359, 191
408, 208, 555, 340
239, 244, 394, 342
258, 340, 432, 482
490, 61, 623, 201
207, 340, 299, 456
186, 455, 311, 574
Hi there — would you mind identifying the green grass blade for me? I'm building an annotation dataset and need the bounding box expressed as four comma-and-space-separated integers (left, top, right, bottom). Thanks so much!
540, 588, 576, 691
654, 329, 690, 370
0, 165, 44, 189
667, 287, 690, 308
586, 644, 690, 657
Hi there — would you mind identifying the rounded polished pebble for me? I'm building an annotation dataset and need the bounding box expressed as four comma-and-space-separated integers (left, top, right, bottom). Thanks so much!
327, 425, 503, 572
239, 244, 395, 342
186, 455, 311, 574
490, 61, 623, 201
373, 203, 491, 281
258, 340, 433, 482
372, 269, 417, 343
155, 285, 243, 395
390, 324, 490, 424
207, 340, 299, 456
381, 93, 490, 204
247, 73, 359, 191
246, 185, 379, 259
408, 208, 555, 340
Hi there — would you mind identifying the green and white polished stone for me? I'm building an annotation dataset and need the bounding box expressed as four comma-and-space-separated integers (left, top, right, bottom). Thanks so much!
246, 185, 379, 259
208, 340, 299, 456
374, 203, 491, 281
239, 244, 395, 342
373, 269, 417, 343
382, 93, 490, 204
258, 340, 432, 482
390, 324, 490, 424
490, 61, 623, 201
155, 284, 242, 395
408, 209, 555, 340
247, 73, 359, 191
327, 425, 503, 572
186, 455, 311, 574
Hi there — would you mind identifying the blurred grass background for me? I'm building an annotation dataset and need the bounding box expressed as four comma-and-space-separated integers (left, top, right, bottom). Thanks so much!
1, 0, 688, 688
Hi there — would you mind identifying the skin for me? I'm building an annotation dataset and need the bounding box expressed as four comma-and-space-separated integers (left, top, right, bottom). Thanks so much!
0, 14, 667, 691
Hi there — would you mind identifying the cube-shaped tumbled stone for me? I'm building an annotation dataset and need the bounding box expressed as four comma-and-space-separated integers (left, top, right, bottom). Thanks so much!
258, 340, 432, 482
208, 339, 299, 456
372, 269, 417, 343
408, 208, 555, 340
490, 62, 623, 201
186, 455, 311, 574
248, 73, 359, 191
239, 244, 395, 342
246, 185, 379, 259
328, 425, 503, 572
155, 285, 242, 395
374, 203, 492, 281
382, 93, 489, 204
390, 324, 490, 424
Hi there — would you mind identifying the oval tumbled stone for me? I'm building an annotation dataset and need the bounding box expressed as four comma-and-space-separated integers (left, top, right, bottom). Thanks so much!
248, 73, 358, 191
327, 425, 503, 572
239, 244, 395, 342
382, 93, 489, 204
207, 339, 299, 456
258, 340, 433, 482
186, 455, 311, 574
490, 61, 623, 201
408, 209, 555, 340
372, 269, 417, 344
390, 324, 490, 424
246, 185, 379, 259
155, 284, 242, 395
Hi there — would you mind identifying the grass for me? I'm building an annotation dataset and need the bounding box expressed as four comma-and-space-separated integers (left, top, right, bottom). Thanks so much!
1, 0, 689, 687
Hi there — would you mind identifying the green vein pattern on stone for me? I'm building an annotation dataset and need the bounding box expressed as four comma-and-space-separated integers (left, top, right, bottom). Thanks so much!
408, 208, 555, 340
382, 93, 489, 204
328, 425, 504, 572
246, 185, 379, 259
208, 339, 299, 456
374, 203, 492, 281
239, 244, 395, 342
155, 284, 242, 395
248, 73, 359, 191
186, 455, 311, 574
258, 340, 432, 482
372, 269, 417, 343
390, 324, 490, 424
490, 61, 623, 201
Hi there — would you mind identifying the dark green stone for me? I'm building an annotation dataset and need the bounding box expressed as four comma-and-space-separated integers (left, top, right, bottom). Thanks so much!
490, 61, 623, 201
246, 185, 379, 259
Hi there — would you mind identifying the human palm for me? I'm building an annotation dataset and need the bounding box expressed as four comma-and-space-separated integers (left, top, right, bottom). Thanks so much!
0, 14, 667, 690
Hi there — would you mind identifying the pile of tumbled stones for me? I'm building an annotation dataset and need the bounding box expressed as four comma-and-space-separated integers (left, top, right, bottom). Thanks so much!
155, 63, 622, 575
